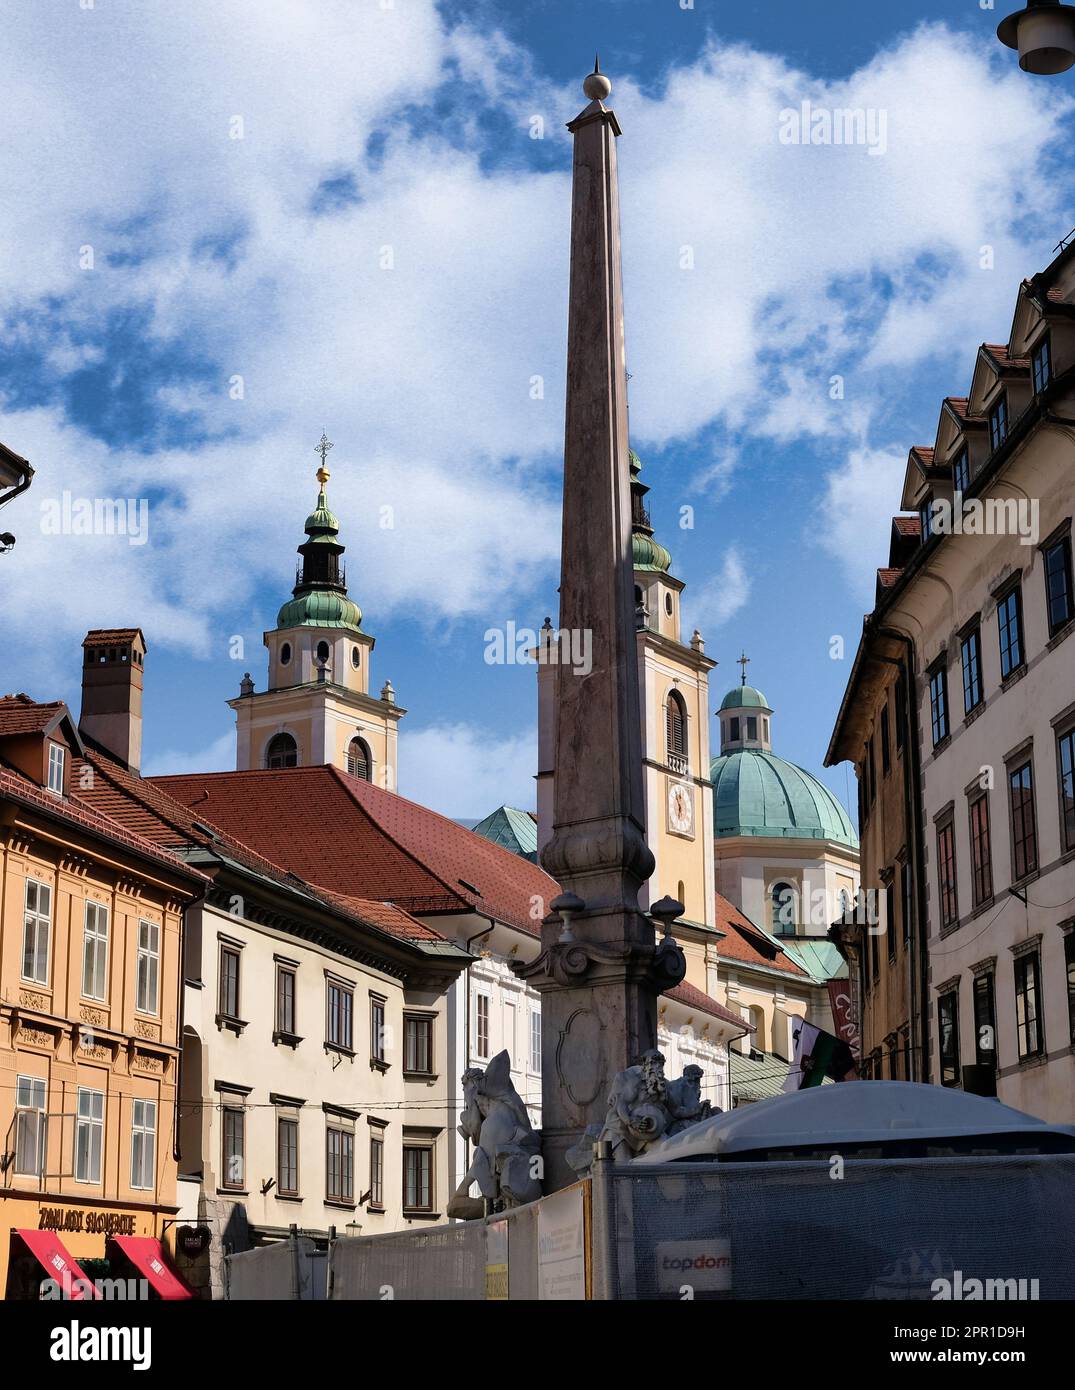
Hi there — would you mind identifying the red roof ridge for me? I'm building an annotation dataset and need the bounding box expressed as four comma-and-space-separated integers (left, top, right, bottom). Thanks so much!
665, 980, 751, 1032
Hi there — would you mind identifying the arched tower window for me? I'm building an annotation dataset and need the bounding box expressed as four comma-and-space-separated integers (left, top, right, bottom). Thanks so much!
266, 733, 298, 769
347, 737, 372, 781
666, 690, 688, 775
770, 881, 798, 936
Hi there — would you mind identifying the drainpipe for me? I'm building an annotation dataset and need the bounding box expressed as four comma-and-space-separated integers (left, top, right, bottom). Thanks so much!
878, 626, 930, 1083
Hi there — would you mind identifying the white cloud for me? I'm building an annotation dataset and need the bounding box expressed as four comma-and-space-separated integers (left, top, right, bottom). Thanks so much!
398, 722, 536, 819
142, 731, 235, 779
682, 547, 751, 637
814, 445, 908, 600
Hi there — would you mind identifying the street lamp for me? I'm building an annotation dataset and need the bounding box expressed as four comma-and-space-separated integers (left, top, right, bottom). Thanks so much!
0, 441, 34, 553
998, 1, 1075, 75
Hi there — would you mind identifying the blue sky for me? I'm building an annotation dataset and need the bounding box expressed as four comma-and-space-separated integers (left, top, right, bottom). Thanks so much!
1, 0, 1073, 820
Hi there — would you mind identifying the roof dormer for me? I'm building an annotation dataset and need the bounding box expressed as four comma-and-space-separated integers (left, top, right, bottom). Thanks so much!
0, 694, 84, 795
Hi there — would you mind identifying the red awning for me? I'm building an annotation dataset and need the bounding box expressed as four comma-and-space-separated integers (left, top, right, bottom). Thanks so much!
110, 1235, 194, 1299
16, 1229, 101, 1299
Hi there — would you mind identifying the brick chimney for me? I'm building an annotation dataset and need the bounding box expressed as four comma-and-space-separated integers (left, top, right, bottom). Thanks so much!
79, 628, 146, 773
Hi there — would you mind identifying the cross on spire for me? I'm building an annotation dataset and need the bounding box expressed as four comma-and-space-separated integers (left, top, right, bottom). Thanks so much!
314, 431, 333, 484
738, 651, 750, 686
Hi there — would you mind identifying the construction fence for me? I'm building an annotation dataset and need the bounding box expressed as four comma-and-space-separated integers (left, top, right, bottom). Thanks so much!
224, 1154, 1075, 1300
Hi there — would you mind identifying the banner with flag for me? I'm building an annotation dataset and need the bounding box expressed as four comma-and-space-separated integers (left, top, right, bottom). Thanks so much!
783, 1019, 858, 1091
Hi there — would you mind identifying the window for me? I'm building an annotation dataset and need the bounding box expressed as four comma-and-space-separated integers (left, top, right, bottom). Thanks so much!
938, 991, 960, 1087
989, 394, 1008, 451
504, 1000, 517, 1063
1031, 335, 1052, 394
130, 1099, 156, 1191
277, 1117, 299, 1197
327, 980, 354, 1051
404, 1014, 434, 1075
1009, 761, 1038, 881
1014, 951, 1044, 1059
21, 879, 51, 985
530, 1008, 541, 1073
894, 674, 906, 750
370, 995, 386, 1063
969, 794, 993, 907
665, 691, 687, 773
266, 732, 297, 768
973, 973, 997, 1072
1044, 534, 1073, 635
47, 743, 65, 795
326, 1127, 354, 1204
316, 640, 331, 664
276, 964, 296, 1036
369, 1130, 384, 1209
961, 626, 983, 714
770, 881, 797, 936
746, 716, 757, 741
219, 945, 241, 1019
14, 1076, 46, 1177
901, 860, 913, 946
1059, 727, 1075, 854
346, 737, 371, 781
880, 707, 890, 775
919, 496, 933, 541
222, 1106, 245, 1189
1065, 933, 1075, 1046
81, 901, 109, 1002
886, 881, 896, 961
403, 1144, 433, 1212
952, 448, 970, 495
475, 995, 489, 1060
997, 586, 1024, 679
929, 664, 949, 746
729, 717, 740, 742
351, 645, 361, 669
279, 642, 292, 666
75, 1087, 104, 1183
136, 920, 159, 1015
937, 820, 958, 930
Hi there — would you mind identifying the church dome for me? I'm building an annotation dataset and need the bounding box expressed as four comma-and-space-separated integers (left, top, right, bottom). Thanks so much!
277, 589, 363, 630
632, 531, 672, 572
709, 748, 859, 848
719, 684, 770, 712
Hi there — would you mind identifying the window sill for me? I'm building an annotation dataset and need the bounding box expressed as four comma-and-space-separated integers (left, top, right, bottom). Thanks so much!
969, 896, 995, 921
325, 1042, 355, 1060
1047, 617, 1075, 652
963, 702, 985, 728
217, 1187, 248, 1197
324, 1199, 357, 1211
1017, 1054, 1046, 1071
403, 1210, 441, 1222
216, 1014, 247, 1036
275, 1194, 302, 1203
369, 1057, 390, 1073
366, 1205, 385, 1215
273, 1030, 303, 1049
403, 1071, 438, 1082
1000, 664, 1027, 693
931, 734, 951, 756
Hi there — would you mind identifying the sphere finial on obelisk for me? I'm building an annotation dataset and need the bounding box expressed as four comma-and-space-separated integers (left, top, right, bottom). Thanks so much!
583, 53, 612, 102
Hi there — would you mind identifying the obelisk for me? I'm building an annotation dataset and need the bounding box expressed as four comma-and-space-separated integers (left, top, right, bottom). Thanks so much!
516, 59, 685, 1191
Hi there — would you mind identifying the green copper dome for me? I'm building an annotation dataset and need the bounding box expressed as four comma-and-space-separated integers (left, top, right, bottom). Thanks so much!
276, 589, 363, 630
709, 748, 859, 848
304, 488, 340, 540
632, 531, 672, 572
719, 684, 770, 712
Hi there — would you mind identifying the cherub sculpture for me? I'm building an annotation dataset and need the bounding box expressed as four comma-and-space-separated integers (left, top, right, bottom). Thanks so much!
447, 1050, 541, 1219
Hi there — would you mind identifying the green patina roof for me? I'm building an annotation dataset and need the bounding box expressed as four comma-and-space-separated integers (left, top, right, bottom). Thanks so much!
779, 938, 849, 983
304, 487, 340, 538
277, 589, 363, 630
471, 805, 539, 863
719, 684, 770, 712
632, 531, 672, 572
709, 749, 859, 848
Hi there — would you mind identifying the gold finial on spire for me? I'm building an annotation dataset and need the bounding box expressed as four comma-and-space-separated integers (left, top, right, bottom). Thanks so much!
738, 651, 750, 686
315, 431, 333, 486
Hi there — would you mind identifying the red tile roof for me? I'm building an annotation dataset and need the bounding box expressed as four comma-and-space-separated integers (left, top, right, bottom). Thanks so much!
83, 628, 144, 646
152, 765, 558, 935
80, 753, 445, 944
665, 980, 751, 1032
876, 568, 903, 589
0, 694, 69, 736
714, 892, 808, 976
983, 343, 1029, 371
0, 764, 205, 884
893, 516, 921, 537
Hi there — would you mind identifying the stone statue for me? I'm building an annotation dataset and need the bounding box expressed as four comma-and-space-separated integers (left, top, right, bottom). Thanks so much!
447, 1050, 541, 1219
566, 1051, 721, 1173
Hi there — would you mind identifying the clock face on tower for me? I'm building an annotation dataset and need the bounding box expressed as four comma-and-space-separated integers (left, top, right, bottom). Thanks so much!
667, 781, 694, 836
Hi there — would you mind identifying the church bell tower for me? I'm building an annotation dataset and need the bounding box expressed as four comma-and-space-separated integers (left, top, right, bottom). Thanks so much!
230, 435, 405, 786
